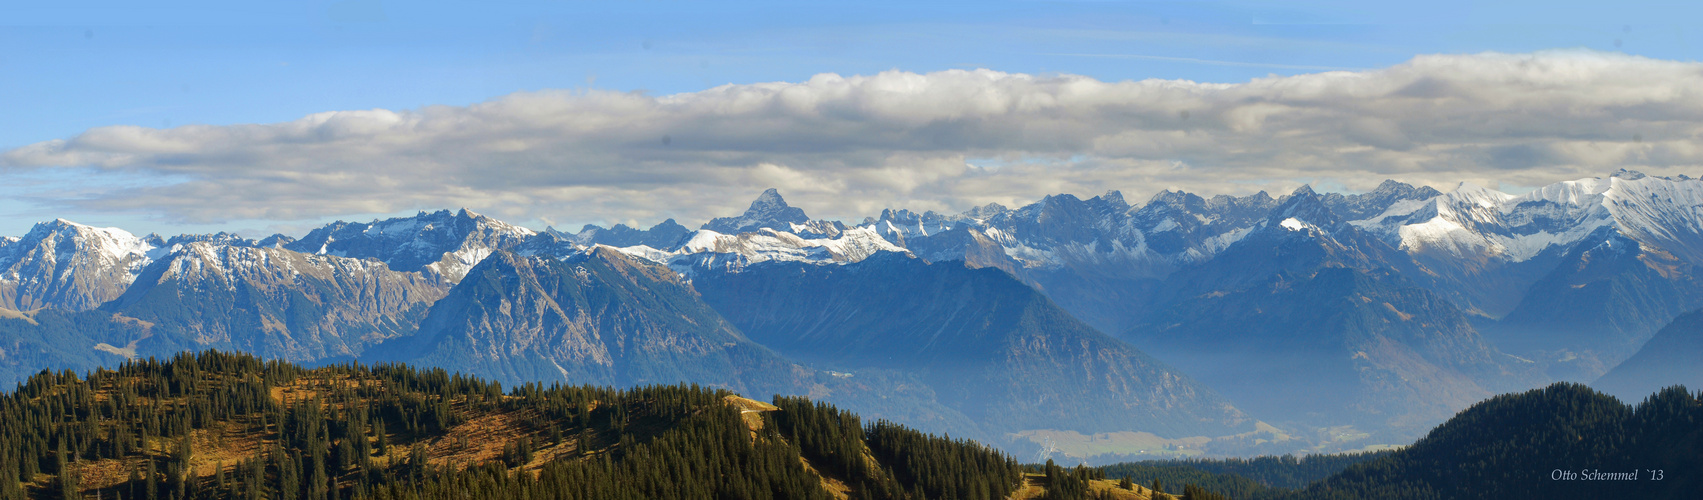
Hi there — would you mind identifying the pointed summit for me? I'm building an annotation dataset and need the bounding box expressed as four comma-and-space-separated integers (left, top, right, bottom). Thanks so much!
1319, 180, 1444, 221
753, 188, 786, 207
1095, 190, 1127, 209
1611, 168, 1648, 180
571, 218, 692, 249
963, 203, 1007, 220
1145, 189, 1206, 212
700, 188, 811, 234
1272, 184, 1344, 228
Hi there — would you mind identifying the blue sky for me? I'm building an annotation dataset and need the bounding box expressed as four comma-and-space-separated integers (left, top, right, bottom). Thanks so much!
4, 1, 1703, 237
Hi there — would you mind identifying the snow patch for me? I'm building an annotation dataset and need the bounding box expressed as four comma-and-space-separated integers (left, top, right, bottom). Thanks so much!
612, 226, 907, 272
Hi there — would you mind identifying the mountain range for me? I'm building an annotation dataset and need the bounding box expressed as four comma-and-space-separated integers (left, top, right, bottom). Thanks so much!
2, 170, 1701, 458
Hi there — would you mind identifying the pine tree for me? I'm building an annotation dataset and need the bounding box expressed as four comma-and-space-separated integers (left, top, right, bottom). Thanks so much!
145, 458, 158, 500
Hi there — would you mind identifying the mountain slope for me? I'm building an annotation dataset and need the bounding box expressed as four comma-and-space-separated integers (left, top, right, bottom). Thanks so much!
1352, 173, 1703, 369
367, 248, 811, 396
1279, 383, 1701, 499
1487, 228, 1703, 380
1124, 189, 1537, 438
868, 183, 1435, 336
98, 242, 448, 361
1593, 309, 1703, 402
0, 219, 156, 311
0, 308, 139, 386
691, 253, 1253, 439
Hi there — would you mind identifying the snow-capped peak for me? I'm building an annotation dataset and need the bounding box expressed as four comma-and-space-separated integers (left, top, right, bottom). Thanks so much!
1348, 172, 1703, 265
285, 208, 536, 282
0, 218, 159, 311
610, 225, 909, 276
1447, 182, 1514, 209
11, 219, 157, 271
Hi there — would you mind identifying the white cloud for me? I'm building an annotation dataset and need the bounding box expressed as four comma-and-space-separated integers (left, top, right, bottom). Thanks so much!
6, 50, 1703, 228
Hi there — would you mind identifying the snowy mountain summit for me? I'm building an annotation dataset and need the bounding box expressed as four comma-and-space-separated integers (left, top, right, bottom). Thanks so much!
0, 219, 157, 311
284, 208, 536, 283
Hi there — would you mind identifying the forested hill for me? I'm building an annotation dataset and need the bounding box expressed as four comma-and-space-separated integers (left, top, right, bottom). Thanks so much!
0, 351, 1027, 500
1279, 382, 1701, 500
1100, 383, 1700, 500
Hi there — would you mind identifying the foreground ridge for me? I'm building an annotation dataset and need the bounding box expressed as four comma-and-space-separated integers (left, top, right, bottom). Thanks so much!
0, 351, 1026, 500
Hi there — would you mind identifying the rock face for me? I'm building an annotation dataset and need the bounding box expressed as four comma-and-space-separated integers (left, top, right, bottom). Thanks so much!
285, 209, 536, 283
691, 253, 1253, 439
101, 242, 448, 361
0, 219, 156, 312
1593, 309, 1703, 402
367, 248, 811, 396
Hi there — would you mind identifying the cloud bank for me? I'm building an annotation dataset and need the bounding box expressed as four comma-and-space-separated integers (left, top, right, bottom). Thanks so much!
6, 50, 1703, 227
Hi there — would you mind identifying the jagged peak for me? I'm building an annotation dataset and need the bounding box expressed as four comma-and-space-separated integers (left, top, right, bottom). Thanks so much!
877, 208, 924, 222
1290, 184, 1318, 197
1147, 188, 1188, 202
1094, 190, 1127, 208
1146, 188, 1207, 208
1271, 185, 1343, 228
1610, 168, 1648, 180
962, 202, 1007, 219
1372, 179, 1412, 192
701, 188, 811, 233
753, 187, 785, 206
1365, 179, 1441, 200
254, 234, 294, 248
163, 232, 254, 247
